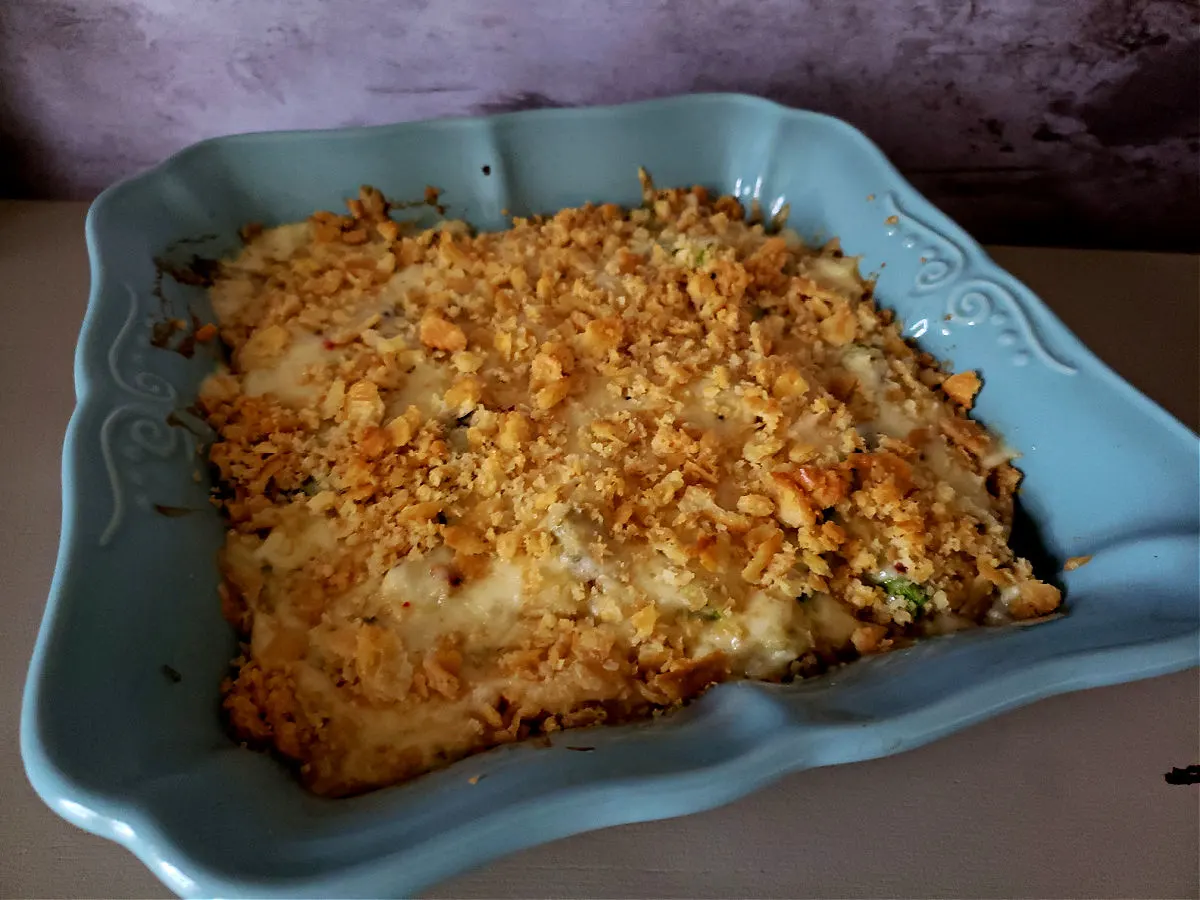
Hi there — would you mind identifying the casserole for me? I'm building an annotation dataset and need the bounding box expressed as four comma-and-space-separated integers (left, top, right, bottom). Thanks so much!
22, 94, 1199, 898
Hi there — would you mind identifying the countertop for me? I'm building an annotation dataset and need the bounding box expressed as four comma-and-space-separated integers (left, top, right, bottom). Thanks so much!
1, 201, 1196, 900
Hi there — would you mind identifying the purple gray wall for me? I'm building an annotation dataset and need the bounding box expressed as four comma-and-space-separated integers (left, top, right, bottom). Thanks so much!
2, 0, 1196, 249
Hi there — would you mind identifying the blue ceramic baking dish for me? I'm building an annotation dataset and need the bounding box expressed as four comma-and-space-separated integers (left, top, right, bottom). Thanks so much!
22, 94, 1199, 898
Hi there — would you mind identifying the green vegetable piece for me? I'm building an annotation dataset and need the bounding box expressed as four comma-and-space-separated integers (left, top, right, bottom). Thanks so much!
880, 576, 929, 613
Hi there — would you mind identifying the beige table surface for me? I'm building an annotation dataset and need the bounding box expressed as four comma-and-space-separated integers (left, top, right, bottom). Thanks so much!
1, 200, 1197, 900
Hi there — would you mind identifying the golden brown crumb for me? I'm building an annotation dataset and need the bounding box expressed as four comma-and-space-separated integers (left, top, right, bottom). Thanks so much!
851, 623, 888, 654
942, 370, 982, 408
1064, 555, 1093, 571
1009, 580, 1063, 619
419, 312, 467, 351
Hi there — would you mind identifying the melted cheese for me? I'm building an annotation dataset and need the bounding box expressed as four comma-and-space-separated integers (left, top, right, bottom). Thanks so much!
381, 551, 528, 651
242, 332, 330, 404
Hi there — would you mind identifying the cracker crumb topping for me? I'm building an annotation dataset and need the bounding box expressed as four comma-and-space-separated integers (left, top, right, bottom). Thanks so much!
203, 178, 1061, 796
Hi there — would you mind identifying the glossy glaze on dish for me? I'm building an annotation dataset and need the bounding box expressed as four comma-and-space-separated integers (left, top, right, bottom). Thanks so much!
202, 176, 1060, 795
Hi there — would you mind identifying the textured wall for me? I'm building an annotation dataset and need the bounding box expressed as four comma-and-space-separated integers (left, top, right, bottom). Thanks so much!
1, 0, 1196, 249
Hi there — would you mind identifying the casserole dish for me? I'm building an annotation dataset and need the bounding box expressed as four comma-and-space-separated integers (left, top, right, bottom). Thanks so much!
22, 94, 1199, 898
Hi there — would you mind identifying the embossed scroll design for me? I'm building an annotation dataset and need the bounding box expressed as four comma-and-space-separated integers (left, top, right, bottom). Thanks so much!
98, 284, 187, 546
879, 193, 1077, 376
